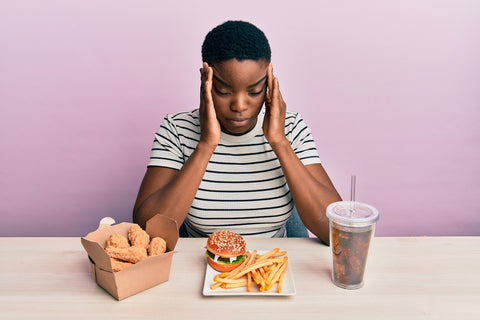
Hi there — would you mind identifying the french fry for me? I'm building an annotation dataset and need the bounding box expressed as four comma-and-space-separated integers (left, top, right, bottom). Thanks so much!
221, 280, 248, 289
259, 266, 267, 279
256, 248, 279, 261
230, 259, 278, 280
211, 275, 249, 290
277, 265, 287, 293
247, 272, 252, 292
244, 250, 256, 267
210, 248, 289, 293
265, 262, 282, 287
266, 257, 288, 291
250, 269, 262, 285
274, 251, 287, 257
213, 277, 248, 284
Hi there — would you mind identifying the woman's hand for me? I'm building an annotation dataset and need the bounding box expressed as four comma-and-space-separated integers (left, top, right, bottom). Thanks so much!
199, 62, 221, 151
263, 63, 288, 147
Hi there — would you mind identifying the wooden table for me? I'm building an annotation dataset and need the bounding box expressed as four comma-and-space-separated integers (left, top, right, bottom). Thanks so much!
0, 237, 479, 319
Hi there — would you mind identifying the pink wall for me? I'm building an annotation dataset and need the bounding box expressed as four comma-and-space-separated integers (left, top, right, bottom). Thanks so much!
1, 1, 479, 236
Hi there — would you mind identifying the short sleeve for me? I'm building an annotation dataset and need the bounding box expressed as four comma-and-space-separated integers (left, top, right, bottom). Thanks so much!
147, 114, 185, 170
286, 112, 322, 166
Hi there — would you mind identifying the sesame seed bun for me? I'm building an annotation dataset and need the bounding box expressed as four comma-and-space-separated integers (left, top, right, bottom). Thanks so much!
206, 230, 247, 272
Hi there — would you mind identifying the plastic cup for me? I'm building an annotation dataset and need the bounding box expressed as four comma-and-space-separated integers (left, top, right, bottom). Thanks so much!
326, 201, 379, 289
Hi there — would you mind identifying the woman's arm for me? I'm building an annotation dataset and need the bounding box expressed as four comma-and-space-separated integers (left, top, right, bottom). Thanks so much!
133, 63, 220, 229
132, 142, 215, 229
271, 144, 341, 244
264, 63, 341, 244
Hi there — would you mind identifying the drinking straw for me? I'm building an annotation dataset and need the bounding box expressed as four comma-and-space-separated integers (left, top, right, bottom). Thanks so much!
350, 175, 356, 213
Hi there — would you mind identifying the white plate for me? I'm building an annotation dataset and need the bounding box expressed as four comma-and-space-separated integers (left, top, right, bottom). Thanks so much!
202, 251, 296, 296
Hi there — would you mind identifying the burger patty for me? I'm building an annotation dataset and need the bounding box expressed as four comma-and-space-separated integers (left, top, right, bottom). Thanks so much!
206, 250, 245, 264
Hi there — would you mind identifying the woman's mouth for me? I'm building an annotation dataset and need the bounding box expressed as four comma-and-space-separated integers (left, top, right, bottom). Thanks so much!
220, 116, 257, 135
227, 118, 250, 127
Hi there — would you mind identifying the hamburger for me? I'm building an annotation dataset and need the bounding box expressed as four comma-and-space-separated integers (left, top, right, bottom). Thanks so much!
205, 230, 247, 272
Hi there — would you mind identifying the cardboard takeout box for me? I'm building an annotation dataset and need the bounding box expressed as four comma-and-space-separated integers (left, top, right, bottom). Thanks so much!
81, 215, 178, 300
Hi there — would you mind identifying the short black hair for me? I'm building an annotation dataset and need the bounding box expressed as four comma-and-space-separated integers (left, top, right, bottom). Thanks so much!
202, 20, 271, 64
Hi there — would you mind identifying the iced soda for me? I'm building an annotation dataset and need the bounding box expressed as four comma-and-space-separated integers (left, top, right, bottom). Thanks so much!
327, 201, 379, 289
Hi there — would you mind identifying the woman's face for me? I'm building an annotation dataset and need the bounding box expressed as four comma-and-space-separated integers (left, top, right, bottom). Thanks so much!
210, 59, 269, 135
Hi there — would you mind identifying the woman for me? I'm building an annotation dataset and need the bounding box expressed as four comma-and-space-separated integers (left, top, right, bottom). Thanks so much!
133, 20, 341, 244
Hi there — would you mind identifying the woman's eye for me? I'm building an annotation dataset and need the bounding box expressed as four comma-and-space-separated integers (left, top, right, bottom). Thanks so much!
213, 85, 230, 96
249, 88, 264, 96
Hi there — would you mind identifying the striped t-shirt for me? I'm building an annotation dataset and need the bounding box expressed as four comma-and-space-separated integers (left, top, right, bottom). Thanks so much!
148, 108, 321, 237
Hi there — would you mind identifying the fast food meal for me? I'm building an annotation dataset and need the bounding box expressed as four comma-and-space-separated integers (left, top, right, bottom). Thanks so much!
104, 224, 167, 272
210, 247, 289, 293
205, 230, 247, 272
205, 230, 289, 293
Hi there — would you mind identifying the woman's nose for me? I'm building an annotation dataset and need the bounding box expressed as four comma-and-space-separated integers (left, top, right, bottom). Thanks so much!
230, 94, 248, 112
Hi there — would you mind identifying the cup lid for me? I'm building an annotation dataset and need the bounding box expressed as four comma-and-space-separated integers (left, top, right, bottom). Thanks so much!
326, 201, 379, 227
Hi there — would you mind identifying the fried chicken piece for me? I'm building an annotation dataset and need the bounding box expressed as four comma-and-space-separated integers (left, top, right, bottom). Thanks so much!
110, 258, 133, 272
105, 246, 147, 264
128, 224, 150, 249
106, 234, 130, 249
148, 237, 167, 256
